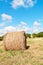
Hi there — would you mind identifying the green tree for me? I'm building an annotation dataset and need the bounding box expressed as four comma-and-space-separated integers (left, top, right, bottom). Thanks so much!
37, 32, 43, 37
32, 33, 37, 38
26, 34, 31, 38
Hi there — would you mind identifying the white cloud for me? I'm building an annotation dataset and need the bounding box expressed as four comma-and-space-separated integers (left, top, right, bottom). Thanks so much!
32, 28, 38, 33
20, 21, 27, 26
0, 29, 3, 36
4, 26, 16, 32
0, 21, 31, 36
11, 0, 37, 9
1, 13, 12, 22
0, 29, 6, 36
34, 21, 40, 26
11, 0, 24, 9
32, 21, 41, 33
16, 21, 31, 32
0, 26, 16, 36
0, 22, 5, 26
0, 21, 42, 36
16, 26, 31, 33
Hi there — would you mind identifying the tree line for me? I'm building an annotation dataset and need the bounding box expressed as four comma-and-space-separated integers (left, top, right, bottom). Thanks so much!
0, 32, 43, 41
26, 32, 43, 38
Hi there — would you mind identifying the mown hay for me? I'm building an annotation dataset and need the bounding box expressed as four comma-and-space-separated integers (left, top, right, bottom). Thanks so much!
3, 31, 26, 50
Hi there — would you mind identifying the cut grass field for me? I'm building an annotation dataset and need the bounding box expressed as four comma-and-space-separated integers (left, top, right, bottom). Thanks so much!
0, 38, 43, 65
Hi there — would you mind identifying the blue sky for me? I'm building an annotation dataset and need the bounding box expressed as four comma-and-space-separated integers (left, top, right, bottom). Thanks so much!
0, 0, 43, 36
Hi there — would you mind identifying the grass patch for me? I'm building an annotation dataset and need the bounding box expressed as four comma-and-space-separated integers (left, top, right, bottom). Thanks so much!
8, 50, 16, 57
0, 38, 43, 65
0, 49, 3, 53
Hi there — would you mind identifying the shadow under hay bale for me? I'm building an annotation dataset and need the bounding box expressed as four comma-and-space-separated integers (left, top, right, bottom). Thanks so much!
26, 46, 30, 49
3, 31, 27, 50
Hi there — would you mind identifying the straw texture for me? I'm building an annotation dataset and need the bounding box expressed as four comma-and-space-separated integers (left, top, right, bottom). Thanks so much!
3, 31, 26, 50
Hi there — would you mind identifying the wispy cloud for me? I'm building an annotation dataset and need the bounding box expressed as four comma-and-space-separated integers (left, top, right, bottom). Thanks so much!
16, 21, 31, 32
0, 21, 42, 36
20, 21, 27, 26
0, 21, 31, 36
1, 13, 12, 22
0, 26, 16, 36
32, 27, 38, 33
34, 21, 40, 26
11, 0, 37, 9
4, 26, 16, 32
32, 21, 41, 33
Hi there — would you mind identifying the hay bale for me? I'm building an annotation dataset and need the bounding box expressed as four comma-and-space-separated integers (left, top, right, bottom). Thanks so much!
3, 31, 26, 50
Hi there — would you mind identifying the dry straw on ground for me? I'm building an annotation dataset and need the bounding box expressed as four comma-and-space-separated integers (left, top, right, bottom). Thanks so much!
3, 31, 26, 50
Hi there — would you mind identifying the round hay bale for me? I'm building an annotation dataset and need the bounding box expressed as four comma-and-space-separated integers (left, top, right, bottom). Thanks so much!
3, 31, 26, 50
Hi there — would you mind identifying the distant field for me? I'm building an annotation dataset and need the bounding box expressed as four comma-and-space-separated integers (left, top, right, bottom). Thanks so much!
0, 38, 43, 65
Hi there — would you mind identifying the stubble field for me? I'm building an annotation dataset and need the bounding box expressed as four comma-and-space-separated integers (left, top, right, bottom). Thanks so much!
0, 38, 43, 65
